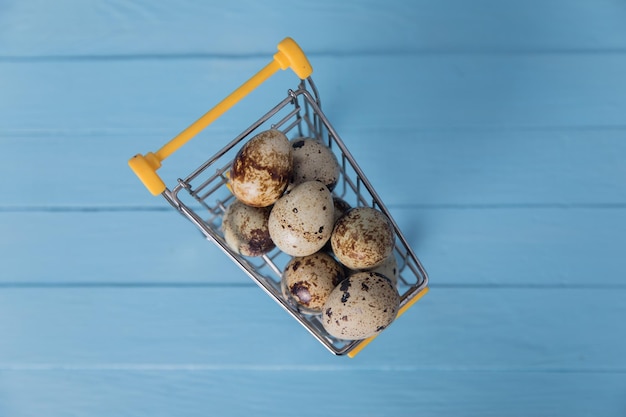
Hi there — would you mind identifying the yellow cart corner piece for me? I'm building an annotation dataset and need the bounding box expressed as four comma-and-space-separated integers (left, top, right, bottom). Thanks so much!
128, 37, 429, 357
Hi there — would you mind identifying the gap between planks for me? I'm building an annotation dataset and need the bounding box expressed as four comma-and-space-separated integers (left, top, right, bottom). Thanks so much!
3, 48, 626, 63
2, 203, 626, 213
0, 363, 625, 373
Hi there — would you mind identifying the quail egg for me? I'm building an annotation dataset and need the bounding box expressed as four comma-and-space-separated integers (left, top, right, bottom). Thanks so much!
268, 181, 334, 257
322, 271, 400, 340
322, 196, 352, 253
332, 197, 351, 224
346, 253, 399, 286
281, 252, 345, 314
289, 138, 340, 191
331, 207, 395, 270
230, 129, 292, 207
221, 199, 274, 257
366, 253, 399, 285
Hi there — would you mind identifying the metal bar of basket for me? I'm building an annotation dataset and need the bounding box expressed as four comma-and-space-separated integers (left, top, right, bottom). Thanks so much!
296, 89, 430, 290
162, 83, 428, 356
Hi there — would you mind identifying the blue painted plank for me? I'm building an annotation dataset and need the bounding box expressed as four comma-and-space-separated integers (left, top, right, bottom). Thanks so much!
0, 211, 251, 285
1, 208, 625, 286
2, 55, 626, 134
2, 0, 626, 57
0, 370, 624, 417
2, 2, 625, 417
0, 287, 623, 369
2, 130, 624, 208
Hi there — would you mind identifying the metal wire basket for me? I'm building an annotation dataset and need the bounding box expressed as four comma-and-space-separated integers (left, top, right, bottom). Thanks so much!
129, 38, 429, 357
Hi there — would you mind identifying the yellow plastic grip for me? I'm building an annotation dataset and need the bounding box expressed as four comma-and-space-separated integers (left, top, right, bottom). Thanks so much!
274, 37, 313, 79
128, 152, 164, 196
347, 286, 430, 358
129, 37, 313, 195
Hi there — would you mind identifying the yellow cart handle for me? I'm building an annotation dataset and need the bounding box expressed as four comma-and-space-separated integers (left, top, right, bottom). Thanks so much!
129, 37, 313, 195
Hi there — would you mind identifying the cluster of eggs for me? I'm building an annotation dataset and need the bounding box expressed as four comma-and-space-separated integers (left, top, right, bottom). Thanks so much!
221, 129, 400, 340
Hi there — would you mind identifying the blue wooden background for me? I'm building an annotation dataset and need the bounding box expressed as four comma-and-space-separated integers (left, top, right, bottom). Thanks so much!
1, 0, 626, 416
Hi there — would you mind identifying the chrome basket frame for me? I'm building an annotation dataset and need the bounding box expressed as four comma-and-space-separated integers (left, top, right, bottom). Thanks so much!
160, 78, 429, 356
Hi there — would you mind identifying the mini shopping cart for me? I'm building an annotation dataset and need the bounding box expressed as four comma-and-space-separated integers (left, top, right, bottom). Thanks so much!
129, 37, 429, 357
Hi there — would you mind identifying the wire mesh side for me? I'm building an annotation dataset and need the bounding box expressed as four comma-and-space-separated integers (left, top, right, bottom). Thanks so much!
166, 82, 427, 355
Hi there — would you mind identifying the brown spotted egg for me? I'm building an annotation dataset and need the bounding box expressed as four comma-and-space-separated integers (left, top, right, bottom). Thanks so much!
331, 207, 395, 270
322, 197, 352, 253
322, 271, 400, 340
347, 253, 399, 286
221, 199, 274, 257
281, 252, 345, 314
288, 138, 340, 191
268, 181, 334, 257
332, 197, 351, 224
230, 129, 292, 207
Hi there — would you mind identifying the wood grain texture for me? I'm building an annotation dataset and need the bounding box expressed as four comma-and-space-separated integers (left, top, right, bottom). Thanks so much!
2, 0, 626, 57
0, 287, 624, 369
1, 287, 625, 416
1, 207, 624, 286
1, 0, 626, 415
2, 130, 624, 208
2, 55, 626, 133
1, 371, 625, 417
0, 369, 626, 417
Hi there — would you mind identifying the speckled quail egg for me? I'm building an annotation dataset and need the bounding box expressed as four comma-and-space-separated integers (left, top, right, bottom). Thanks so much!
230, 129, 292, 207
366, 253, 399, 285
322, 271, 400, 340
347, 253, 399, 286
332, 197, 351, 224
288, 138, 340, 191
281, 252, 345, 314
221, 199, 274, 257
322, 197, 352, 253
331, 207, 395, 270
268, 180, 334, 257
